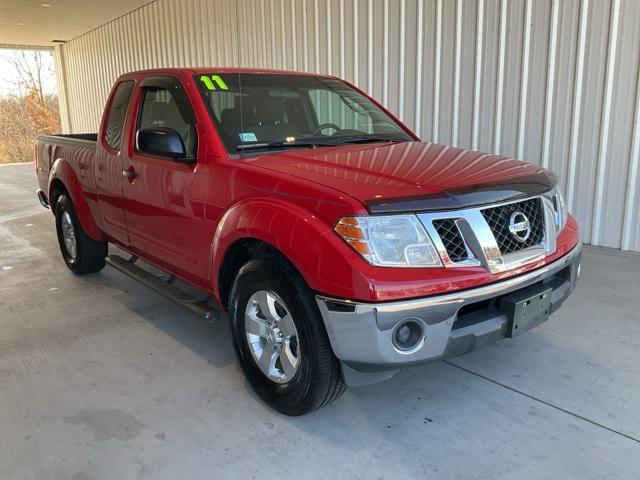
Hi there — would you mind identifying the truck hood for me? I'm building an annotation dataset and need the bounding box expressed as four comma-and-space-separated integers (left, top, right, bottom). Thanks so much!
247, 141, 557, 213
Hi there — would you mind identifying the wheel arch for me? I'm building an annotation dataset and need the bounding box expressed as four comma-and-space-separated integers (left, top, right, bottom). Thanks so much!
49, 178, 67, 209
210, 197, 333, 310
217, 238, 291, 312
48, 158, 105, 241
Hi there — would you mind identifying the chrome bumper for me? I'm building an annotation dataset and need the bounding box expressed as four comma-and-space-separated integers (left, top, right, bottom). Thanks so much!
316, 244, 582, 386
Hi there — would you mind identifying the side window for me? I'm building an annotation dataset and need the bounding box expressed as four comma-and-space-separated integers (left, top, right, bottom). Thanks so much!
137, 86, 197, 158
104, 80, 134, 150
308, 88, 373, 133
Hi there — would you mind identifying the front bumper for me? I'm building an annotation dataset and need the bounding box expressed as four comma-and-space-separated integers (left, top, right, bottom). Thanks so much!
316, 243, 582, 386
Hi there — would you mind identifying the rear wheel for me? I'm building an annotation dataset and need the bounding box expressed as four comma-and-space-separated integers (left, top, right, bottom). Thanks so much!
228, 256, 345, 416
55, 194, 107, 274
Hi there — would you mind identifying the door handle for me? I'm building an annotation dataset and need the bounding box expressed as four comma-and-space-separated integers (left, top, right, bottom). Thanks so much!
122, 168, 139, 180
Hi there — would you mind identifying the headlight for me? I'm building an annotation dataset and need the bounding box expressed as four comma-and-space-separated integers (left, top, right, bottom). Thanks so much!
334, 215, 442, 267
544, 186, 568, 233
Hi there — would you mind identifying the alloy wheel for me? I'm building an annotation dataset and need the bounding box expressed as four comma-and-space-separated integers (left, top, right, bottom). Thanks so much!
244, 290, 300, 384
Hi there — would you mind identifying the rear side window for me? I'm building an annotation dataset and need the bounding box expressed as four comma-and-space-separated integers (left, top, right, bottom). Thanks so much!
104, 80, 134, 150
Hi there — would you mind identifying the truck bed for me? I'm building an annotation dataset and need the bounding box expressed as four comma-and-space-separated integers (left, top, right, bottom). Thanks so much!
35, 133, 99, 203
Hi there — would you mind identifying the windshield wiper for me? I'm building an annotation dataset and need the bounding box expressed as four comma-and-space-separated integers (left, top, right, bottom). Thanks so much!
328, 134, 407, 145
236, 140, 334, 151
235, 135, 407, 151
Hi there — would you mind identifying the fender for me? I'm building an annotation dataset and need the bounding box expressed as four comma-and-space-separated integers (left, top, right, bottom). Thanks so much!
48, 158, 106, 241
210, 197, 337, 297
209, 196, 376, 302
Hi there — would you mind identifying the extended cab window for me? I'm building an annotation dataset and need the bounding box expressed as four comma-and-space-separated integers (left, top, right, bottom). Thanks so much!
137, 86, 197, 158
105, 80, 134, 150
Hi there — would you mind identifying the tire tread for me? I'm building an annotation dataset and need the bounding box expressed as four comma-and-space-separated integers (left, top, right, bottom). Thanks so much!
55, 195, 107, 274
229, 253, 345, 415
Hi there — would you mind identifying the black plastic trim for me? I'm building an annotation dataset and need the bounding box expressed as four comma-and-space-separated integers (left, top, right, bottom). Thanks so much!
140, 75, 183, 90
366, 172, 558, 214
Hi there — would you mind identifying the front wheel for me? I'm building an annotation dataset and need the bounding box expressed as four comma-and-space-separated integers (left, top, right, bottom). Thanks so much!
228, 256, 345, 416
55, 194, 107, 274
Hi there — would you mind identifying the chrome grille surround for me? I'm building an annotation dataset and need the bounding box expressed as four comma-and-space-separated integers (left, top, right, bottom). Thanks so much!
418, 195, 558, 274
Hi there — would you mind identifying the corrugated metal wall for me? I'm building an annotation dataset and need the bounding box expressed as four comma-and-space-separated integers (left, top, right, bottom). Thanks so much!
54, 0, 640, 251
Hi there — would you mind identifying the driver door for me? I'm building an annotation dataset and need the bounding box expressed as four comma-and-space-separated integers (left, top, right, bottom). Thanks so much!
121, 75, 209, 286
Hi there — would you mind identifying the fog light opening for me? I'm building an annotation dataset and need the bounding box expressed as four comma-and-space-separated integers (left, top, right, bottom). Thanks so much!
392, 319, 424, 352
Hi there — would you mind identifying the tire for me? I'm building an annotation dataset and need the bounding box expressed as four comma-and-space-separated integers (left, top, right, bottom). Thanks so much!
55, 194, 107, 274
228, 255, 346, 416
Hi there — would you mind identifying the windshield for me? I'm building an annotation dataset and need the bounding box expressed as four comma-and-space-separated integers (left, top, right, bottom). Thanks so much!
195, 73, 413, 153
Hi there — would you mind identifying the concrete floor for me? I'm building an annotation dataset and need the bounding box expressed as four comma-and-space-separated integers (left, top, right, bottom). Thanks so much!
1, 162, 639, 480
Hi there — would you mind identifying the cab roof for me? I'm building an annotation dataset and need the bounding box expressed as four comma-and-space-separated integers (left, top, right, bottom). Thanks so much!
120, 67, 333, 79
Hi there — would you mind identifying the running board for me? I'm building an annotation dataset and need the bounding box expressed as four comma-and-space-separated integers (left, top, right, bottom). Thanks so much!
106, 254, 221, 322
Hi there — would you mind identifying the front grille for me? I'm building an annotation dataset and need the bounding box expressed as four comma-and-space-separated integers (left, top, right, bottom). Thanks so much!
481, 198, 544, 255
433, 218, 468, 262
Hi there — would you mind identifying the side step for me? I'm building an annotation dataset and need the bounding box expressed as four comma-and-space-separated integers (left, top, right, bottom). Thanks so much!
106, 254, 221, 322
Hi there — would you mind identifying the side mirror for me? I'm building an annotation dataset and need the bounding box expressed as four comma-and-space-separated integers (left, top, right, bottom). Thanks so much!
136, 127, 192, 162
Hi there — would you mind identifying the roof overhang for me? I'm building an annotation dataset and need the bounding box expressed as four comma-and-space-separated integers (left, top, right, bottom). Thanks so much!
0, 0, 153, 47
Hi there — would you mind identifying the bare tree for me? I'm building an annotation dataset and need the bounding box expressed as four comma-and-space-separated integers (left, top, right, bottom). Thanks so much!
0, 50, 60, 164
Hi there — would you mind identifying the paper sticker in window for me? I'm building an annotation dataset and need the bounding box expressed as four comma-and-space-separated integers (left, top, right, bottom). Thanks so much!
238, 132, 257, 142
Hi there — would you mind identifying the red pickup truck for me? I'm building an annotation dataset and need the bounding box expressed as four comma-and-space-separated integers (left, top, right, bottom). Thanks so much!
36, 68, 581, 415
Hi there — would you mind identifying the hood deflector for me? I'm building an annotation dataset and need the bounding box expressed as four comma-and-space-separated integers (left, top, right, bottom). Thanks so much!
366, 173, 557, 214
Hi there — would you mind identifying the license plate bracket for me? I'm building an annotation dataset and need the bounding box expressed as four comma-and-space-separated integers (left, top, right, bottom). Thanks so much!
501, 284, 553, 338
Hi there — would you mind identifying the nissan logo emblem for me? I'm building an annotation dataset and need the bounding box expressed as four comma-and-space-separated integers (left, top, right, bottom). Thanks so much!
508, 211, 531, 242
